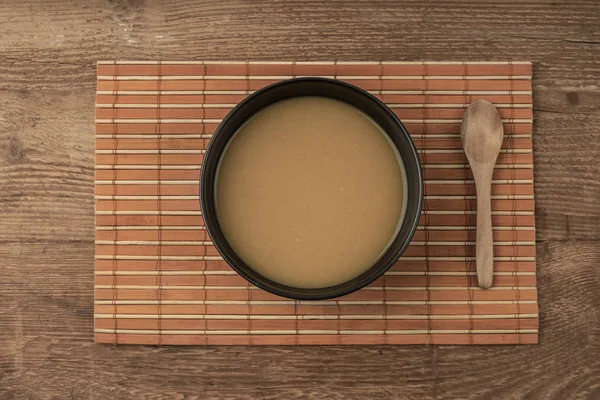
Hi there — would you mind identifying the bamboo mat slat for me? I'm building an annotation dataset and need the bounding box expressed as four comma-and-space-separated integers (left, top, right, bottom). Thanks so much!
94, 61, 537, 345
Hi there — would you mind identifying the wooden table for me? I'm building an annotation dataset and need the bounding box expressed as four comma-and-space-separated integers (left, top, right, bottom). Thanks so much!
1, 1, 598, 399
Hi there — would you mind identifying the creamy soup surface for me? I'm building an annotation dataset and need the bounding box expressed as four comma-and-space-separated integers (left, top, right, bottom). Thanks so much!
216, 96, 406, 288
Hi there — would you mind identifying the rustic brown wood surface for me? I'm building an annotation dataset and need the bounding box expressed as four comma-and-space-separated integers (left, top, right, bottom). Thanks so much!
0, 1, 598, 399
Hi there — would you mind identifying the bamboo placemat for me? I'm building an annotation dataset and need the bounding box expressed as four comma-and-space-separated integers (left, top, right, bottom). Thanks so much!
94, 61, 537, 345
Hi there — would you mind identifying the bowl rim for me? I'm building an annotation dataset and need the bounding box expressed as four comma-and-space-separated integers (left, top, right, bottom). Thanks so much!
200, 77, 423, 300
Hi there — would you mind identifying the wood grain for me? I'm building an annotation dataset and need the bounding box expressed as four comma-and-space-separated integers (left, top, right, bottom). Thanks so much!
1, 241, 598, 399
0, 0, 599, 399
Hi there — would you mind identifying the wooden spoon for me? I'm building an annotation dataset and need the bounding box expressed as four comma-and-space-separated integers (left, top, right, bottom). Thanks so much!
461, 99, 504, 289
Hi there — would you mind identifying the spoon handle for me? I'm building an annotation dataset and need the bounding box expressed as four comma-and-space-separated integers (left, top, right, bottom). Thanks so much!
475, 177, 494, 289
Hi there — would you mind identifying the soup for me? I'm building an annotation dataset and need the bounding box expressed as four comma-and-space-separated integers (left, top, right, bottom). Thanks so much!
215, 96, 406, 289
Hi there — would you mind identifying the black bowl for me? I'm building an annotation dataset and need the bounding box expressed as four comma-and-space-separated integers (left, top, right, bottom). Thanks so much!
200, 77, 423, 300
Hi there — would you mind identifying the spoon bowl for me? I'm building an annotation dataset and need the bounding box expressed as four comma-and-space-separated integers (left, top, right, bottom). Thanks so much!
462, 100, 504, 164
